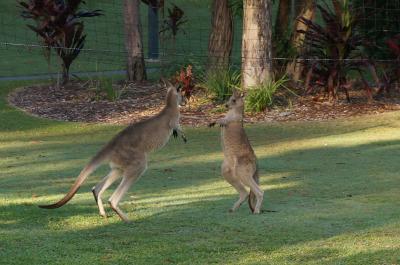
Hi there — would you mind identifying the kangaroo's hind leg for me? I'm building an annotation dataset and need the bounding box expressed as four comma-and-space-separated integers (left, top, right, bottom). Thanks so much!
108, 159, 147, 223
92, 167, 121, 217
240, 171, 263, 214
222, 161, 248, 212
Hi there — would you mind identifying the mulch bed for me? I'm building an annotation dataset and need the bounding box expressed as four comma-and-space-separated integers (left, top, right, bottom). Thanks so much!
8, 81, 400, 127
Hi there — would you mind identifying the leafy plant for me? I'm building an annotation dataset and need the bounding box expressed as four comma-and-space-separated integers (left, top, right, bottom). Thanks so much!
200, 67, 241, 102
175, 65, 195, 101
378, 34, 400, 94
353, 0, 400, 61
298, 0, 373, 101
245, 76, 292, 112
18, 0, 102, 84
86, 77, 126, 102
159, 4, 187, 38
98, 78, 116, 101
273, 29, 297, 75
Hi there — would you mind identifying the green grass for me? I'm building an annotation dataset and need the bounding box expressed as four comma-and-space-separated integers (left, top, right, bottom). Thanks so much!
1, 80, 400, 264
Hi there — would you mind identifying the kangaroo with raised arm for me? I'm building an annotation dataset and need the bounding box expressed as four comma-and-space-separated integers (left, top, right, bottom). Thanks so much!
209, 91, 264, 214
39, 80, 187, 222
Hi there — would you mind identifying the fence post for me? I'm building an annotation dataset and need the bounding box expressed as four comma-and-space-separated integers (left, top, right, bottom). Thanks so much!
148, 4, 159, 60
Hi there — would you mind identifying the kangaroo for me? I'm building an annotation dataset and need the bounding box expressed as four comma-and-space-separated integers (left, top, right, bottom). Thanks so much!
39, 80, 187, 223
209, 91, 264, 214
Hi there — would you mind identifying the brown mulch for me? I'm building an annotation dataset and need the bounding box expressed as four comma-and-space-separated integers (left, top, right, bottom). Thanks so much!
8, 81, 400, 127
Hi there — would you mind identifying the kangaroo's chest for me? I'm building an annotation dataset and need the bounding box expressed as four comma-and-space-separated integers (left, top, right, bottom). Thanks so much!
221, 124, 252, 155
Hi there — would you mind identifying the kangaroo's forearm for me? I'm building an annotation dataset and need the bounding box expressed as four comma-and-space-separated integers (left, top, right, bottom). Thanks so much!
173, 127, 187, 143
208, 118, 227, 127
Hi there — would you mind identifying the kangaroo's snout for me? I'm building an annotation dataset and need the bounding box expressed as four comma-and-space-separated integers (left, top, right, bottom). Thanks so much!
179, 97, 187, 107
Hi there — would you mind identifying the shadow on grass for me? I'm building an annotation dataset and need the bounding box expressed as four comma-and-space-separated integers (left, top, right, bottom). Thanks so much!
2, 135, 400, 201
1, 139, 399, 263
1, 190, 399, 264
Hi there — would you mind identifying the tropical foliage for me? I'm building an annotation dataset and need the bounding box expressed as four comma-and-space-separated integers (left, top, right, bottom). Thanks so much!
245, 76, 292, 112
377, 35, 400, 94
18, 0, 102, 84
200, 67, 241, 102
175, 65, 195, 101
159, 3, 187, 38
298, 0, 373, 101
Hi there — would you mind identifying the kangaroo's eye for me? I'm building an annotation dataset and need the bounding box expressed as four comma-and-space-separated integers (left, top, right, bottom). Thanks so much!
232, 99, 236, 103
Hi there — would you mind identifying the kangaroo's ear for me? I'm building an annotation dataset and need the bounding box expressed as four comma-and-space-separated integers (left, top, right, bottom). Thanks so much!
160, 77, 174, 87
160, 77, 167, 86
239, 92, 245, 98
232, 89, 239, 97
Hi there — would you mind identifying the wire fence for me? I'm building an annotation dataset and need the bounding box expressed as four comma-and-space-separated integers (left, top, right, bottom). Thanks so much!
0, 0, 399, 81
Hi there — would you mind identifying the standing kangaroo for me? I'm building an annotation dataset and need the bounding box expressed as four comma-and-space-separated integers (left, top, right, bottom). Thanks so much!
39, 81, 187, 222
209, 91, 264, 214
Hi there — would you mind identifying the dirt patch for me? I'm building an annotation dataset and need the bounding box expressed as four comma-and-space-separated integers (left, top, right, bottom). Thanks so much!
8, 81, 400, 126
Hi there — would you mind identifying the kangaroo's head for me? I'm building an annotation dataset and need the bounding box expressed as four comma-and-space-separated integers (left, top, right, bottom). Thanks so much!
163, 79, 186, 108
226, 90, 244, 112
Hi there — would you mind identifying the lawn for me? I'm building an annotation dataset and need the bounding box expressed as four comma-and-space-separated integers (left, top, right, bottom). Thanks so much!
0, 80, 400, 264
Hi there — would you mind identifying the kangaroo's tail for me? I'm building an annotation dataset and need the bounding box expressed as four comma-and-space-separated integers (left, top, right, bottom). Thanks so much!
39, 148, 110, 209
248, 168, 259, 213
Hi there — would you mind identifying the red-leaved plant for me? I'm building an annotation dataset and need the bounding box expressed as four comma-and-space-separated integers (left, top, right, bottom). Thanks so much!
175, 65, 194, 102
18, 0, 102, 84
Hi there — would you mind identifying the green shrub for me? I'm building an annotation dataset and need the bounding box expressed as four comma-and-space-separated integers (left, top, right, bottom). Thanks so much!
98, 78, 116, 101
245, 76, 292, 113
19, 0, 102, 84
201, 68, 241, 102
88, 77, 126, 102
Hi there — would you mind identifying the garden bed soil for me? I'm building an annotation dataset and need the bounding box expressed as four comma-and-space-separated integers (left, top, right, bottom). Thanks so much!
8, 81, 400, 127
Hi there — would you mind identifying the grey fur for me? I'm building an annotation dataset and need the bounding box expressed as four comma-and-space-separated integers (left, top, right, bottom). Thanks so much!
209, 91, 264, 214
39, 81, 186, 222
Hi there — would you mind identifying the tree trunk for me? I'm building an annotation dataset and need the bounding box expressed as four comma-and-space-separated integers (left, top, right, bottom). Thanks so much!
124, 0, 147, 81
241, 0, 274, 89
286, 0, 315, 82
275, 0, 290, 40
207, 0, 233, 73
61, 63, 69, 85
